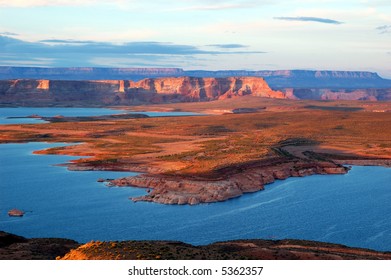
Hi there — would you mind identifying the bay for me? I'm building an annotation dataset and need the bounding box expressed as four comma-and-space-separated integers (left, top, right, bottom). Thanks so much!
0, 107, 201, 124
0, 142, 390, 251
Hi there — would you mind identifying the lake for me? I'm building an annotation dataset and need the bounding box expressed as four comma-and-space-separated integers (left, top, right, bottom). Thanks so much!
0, 107, 201, 124
0, 142, 390, 251
0, 107, 390, 252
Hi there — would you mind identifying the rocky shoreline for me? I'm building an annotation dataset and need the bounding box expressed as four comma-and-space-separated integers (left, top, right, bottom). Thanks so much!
110, 158, 349, 205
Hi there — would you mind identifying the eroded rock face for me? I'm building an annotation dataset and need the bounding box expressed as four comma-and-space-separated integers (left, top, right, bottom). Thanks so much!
112, 160, 348, 205
0, 77, 285, 106
128, 77, 286, 100
2, 77, 390, 105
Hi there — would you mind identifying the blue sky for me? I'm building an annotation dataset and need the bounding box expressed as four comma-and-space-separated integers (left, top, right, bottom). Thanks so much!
0, 0, 390, 77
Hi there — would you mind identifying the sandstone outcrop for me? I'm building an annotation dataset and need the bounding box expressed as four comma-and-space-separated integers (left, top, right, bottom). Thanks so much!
8, 209, 25, 217
0, 77, 286, 106
1, 76, 391, 106
111, 160, 348, 205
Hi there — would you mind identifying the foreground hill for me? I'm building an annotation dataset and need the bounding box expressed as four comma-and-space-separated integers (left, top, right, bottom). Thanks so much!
2, 231, 391, 260
0, 231, 79, 260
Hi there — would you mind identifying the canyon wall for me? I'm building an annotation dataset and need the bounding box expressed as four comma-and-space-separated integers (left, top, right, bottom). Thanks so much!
0, 77, 286, 106
1, 76, 391, 106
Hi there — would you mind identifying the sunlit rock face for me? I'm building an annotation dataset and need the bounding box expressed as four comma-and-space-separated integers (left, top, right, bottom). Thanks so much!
1, 76, 390, 106
0, 77, 286, 105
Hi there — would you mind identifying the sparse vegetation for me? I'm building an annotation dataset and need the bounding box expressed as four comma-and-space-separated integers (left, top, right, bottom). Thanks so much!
0, 97, 390, 177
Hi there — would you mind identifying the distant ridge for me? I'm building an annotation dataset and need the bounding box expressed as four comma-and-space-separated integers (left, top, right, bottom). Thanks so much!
0, 67, 183, 80
1, 67, 391, 89
1, 77, 390, 106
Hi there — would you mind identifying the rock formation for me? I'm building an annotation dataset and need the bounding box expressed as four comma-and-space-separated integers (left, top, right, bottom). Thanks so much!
2, 76, 390, 106
111, 159, 348, 205
0, 77, 286, 106
8, 209, 25, 217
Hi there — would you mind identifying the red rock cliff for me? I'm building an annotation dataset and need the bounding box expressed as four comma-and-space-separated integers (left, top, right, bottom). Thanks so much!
127, 77, 285, 101
0, 77, 286, 105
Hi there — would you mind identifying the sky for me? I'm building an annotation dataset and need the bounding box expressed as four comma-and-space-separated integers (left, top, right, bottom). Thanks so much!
0, 0, 390, 77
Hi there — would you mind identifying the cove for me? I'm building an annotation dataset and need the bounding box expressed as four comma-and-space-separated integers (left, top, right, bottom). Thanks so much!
0, 142, 390, 251
0, 107, 201, 124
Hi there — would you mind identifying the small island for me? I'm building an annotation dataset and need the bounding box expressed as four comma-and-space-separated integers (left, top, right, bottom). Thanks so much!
8, 209, 25, 217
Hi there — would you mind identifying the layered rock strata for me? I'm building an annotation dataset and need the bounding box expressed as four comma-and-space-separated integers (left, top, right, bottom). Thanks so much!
111, 160, 348, 205
2, 77, 391, 105
0, 77, 285, 105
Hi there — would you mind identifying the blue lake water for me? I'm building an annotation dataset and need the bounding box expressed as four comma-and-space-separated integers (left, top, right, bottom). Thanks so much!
0, 142, 390, 251
0, 107, 201, 124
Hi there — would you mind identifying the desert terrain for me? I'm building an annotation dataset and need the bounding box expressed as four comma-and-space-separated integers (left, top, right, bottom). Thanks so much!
1, 96, 390, 205
1, 72, 391, 259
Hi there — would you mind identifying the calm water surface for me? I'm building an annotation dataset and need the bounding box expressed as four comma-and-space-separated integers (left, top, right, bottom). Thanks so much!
1, 142, 390, 251
0, 107, 390, 251
0, 107, 201, 124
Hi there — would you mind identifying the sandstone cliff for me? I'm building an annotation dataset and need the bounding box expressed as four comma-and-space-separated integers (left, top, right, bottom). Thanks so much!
111, 159, 348, 205
2, 76, 390, 106
0, 77, 286, 106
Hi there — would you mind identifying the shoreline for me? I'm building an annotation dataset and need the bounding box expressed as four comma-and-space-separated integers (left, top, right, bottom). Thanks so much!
112, 158, 349, 205
65, 152, 391, 205
1, 103, 391, 260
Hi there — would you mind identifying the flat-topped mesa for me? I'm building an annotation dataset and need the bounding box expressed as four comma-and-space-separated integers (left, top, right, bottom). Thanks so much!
128, 77, 286, 100
2, 76, 390, 105
0, 66, 184, 79
260, 70, 381, 79
0, 77, 287, 105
